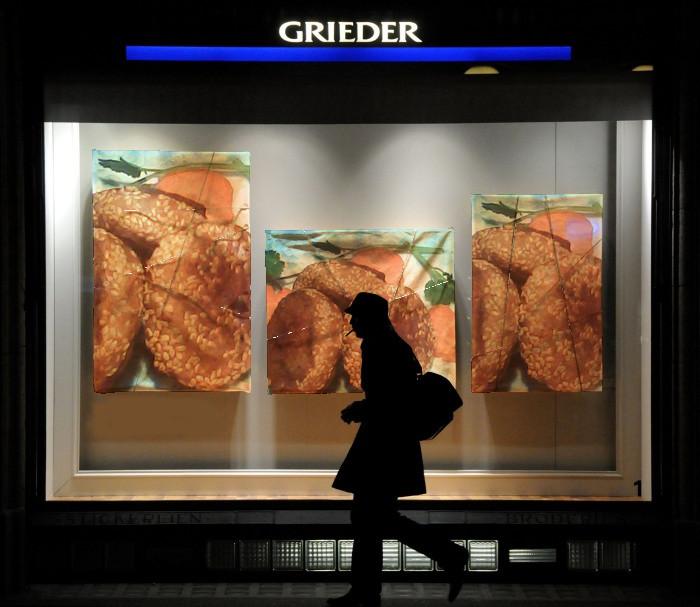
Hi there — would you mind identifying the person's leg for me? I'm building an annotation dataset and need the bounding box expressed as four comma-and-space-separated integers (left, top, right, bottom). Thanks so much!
379, 497, 468, 602
381, 501, 465, 567
349, 492, 383, 599
350, 495, 382, 597
328, 493, 382, 606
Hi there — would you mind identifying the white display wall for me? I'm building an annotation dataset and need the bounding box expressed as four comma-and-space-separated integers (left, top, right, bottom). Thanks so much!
45, 121, 651, 499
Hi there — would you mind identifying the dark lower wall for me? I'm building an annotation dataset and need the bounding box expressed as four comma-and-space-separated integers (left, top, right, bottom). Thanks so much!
29, 505, 660, 584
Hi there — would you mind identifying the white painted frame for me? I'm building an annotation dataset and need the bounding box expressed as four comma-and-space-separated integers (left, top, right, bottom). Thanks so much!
44, 121, 652, 500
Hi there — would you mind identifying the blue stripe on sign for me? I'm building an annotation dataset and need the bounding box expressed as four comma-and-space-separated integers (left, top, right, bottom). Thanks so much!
125, 46, 572, 63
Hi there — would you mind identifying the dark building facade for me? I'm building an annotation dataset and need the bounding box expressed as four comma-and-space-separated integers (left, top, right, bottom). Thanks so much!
1, 2, 699, 596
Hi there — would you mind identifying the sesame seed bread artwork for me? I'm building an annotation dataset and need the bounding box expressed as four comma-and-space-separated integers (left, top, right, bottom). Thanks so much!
92, 151, 251, 392
471, 194, 604, 392
265, 229, 455, 394
92, 228, 144, 393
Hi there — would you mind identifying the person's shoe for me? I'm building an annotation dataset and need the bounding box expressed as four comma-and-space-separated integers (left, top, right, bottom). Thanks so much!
445, 547, 469, 602
327, 590, 381, 607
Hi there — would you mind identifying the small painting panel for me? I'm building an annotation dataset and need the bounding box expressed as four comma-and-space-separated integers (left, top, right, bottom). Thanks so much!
266, 229, 455, 394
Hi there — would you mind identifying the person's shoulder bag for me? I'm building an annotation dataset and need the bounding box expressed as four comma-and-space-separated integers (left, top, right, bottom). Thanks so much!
412, 372, 463, 441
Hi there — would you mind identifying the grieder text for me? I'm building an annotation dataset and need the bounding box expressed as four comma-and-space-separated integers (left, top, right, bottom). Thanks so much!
279, 21, 422, 44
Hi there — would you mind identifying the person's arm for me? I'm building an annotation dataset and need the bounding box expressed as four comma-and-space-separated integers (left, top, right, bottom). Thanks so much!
340, 399, 370, 423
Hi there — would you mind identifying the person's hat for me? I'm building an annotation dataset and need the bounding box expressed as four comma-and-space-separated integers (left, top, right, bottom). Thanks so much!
345, 292, 389, 317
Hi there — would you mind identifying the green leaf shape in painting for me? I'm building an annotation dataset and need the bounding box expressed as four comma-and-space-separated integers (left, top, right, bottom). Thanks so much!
98, 157, 146, 178
312, 240, 342, 255
224, 157, 251, 177
587, 199, 603, 215
265, 250, 285, 280
424, 270, 455, 306
482, 200, 519, 219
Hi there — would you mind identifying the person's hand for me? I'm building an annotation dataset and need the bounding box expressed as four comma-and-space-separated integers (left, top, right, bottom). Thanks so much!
341, 400, 367, 424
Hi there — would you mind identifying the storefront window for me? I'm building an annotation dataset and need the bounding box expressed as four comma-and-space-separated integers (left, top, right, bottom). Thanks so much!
45, 118, 651, 500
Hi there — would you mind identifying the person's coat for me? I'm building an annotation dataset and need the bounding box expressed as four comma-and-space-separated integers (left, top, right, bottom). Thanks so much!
332, 327, 426, 497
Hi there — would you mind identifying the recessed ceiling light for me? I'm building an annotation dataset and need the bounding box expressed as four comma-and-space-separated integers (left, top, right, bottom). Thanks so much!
464, 65, 499, 75
632, 64, 654, 72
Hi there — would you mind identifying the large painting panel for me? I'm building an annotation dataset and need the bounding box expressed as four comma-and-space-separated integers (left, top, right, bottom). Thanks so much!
92, 150, 251, 392
471, 194, 603, 392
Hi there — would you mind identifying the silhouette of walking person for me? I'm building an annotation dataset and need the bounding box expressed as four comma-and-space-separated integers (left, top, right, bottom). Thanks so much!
329, 292, 469, 607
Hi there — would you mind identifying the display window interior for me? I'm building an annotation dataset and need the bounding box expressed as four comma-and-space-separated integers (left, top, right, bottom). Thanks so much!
45, 121, 651, 500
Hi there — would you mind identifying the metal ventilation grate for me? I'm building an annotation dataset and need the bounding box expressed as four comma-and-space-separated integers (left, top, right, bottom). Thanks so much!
402, 545, 433, 571
272, 540, 304, 571
508, 548, 557, 564
599, 541, 633, 571
468, 540, 498, 572
206, 540, 236, 570
337, 540, 353, 571
382, 540, 402, 571
436, 540, 467, 572
305, 540, 336, 571
567, 540, 598, 571
238, 540, 270, 571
